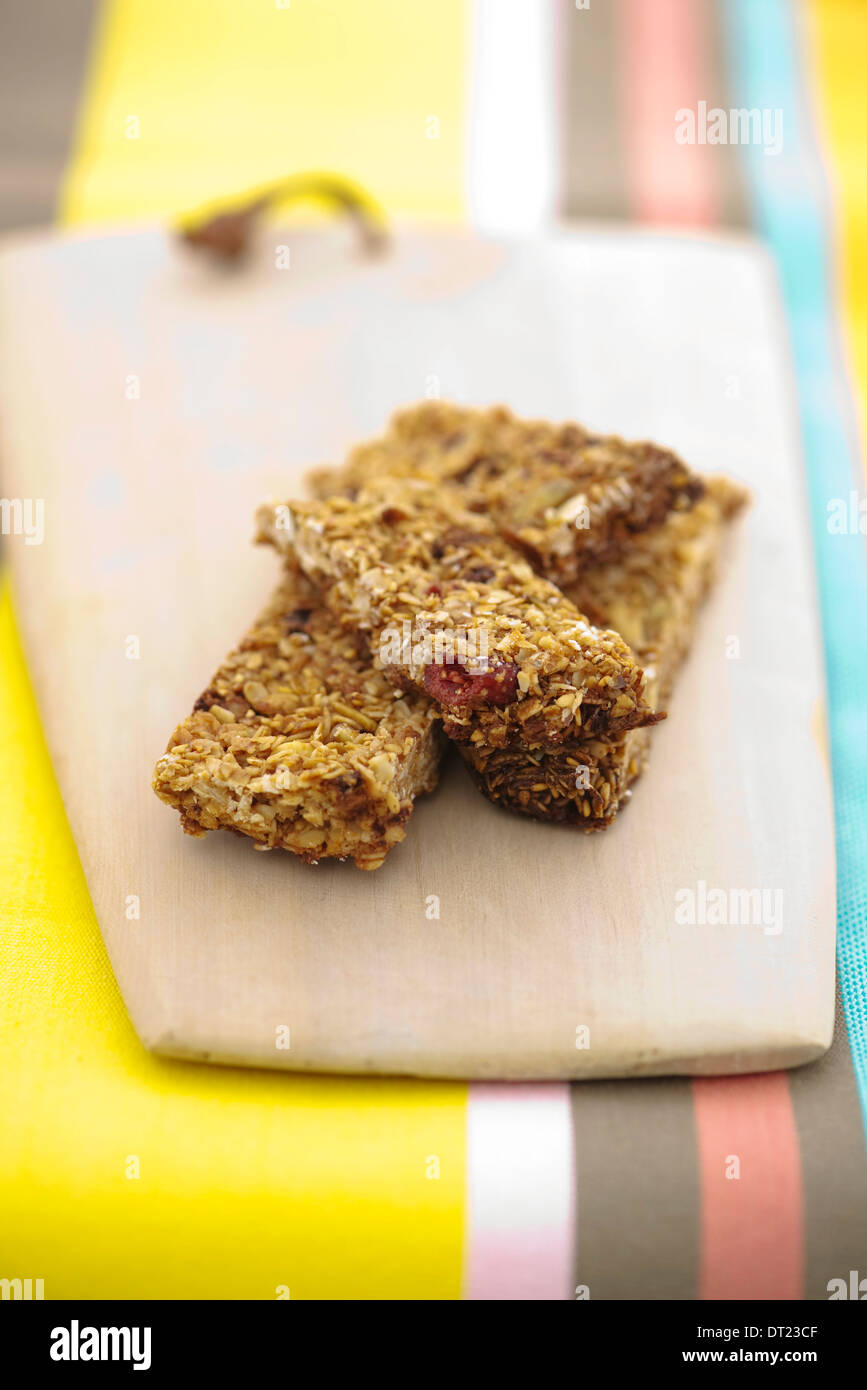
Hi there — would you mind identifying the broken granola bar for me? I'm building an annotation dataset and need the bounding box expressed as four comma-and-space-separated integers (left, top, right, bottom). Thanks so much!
256, 482, 661, 750
460, 477, 749, 826
153, 569, 443, 870
307, 401, 705, 584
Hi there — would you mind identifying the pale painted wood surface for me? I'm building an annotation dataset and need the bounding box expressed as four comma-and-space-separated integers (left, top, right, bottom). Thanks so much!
0, 222, 836, 1078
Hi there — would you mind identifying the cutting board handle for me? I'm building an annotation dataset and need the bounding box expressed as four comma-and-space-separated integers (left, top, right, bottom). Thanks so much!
176, 170, 388, 263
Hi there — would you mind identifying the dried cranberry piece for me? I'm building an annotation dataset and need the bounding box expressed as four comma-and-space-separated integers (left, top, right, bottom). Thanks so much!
423, 661, 518, 708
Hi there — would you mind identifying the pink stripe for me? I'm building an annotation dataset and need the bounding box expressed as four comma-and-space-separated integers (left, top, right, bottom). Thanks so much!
618, 0, 718, 225
693, 1075, 804, 1300
465, 1083, 575, 1300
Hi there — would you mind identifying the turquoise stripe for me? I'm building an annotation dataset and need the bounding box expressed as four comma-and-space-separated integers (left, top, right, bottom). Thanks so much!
724, 0, 867, 1130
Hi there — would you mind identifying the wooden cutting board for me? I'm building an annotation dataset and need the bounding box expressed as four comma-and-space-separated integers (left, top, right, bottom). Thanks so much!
0, 220, 835, 1079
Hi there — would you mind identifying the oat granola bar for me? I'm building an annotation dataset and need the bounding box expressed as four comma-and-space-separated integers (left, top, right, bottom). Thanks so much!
308, 401, 705, 584
153, 570, 443, 870
461, 477, 749, 826
256, 483, 661, 750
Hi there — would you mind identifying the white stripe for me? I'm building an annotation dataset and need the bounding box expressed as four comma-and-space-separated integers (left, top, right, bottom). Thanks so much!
466, 0, 561, 234
465, 1083, 575, 1300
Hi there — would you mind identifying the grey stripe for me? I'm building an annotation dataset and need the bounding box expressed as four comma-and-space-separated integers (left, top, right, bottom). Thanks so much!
703, 0, 752, 228
0, 0, 100, 231
558, 0, 631, 221
789, 992, 867, 1300
571, 1078, 699, 1299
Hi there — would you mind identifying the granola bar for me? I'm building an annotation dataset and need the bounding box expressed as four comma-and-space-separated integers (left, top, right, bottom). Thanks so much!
567, 476, 749, 702
152, 570, 443, 870
461, 477, 749, 826
308, 401, 705, 584
256, 482, 661, 750
460, 729, 647, 828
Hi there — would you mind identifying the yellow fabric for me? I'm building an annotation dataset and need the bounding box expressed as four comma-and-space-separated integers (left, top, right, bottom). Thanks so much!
1, 0, 469, 1299
808, 0, 867, 475
60, 0, 467, 225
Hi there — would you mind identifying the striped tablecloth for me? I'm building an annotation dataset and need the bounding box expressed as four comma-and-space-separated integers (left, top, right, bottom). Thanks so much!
1, 0, 865, 1299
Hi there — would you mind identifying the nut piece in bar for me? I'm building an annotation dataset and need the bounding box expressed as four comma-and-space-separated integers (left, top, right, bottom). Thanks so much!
256, 483, 662, 750
307, 401, 705, 584
461, 477, 749, 827
152, 570, 443, 870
